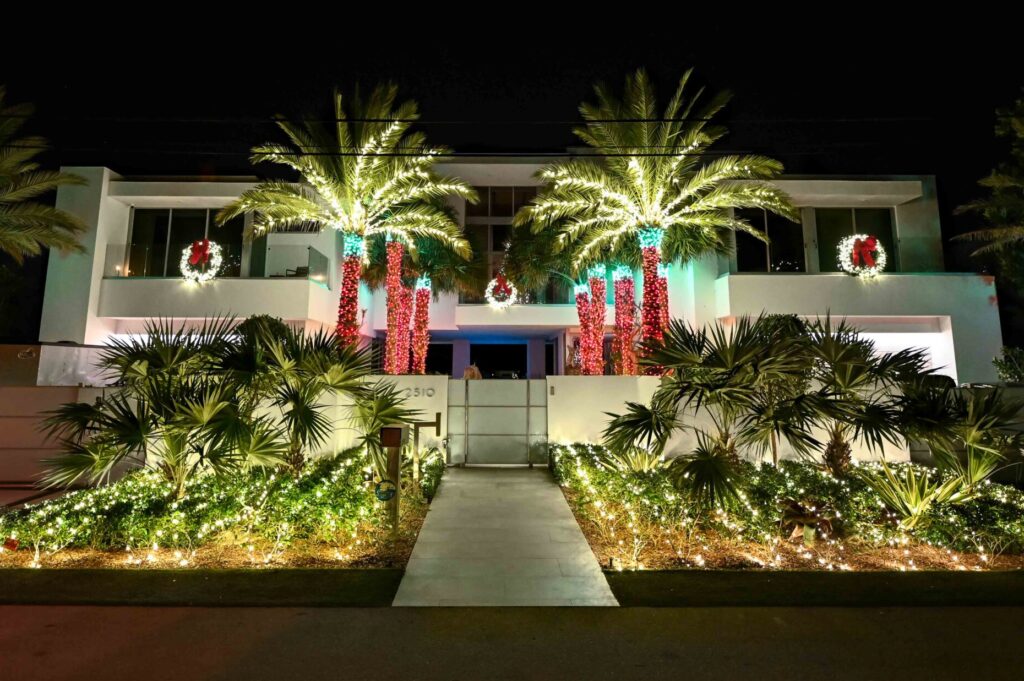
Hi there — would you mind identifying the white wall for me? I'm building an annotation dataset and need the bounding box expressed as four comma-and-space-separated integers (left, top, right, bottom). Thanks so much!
96, 277, 337, 325
324, 375, 450, 455
39, 168, 130, 344
544, 376, 908, 463
715, 273, 1002, 384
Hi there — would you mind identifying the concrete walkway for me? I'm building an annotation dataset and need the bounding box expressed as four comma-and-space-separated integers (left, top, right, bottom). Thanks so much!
394, 467, 618, 606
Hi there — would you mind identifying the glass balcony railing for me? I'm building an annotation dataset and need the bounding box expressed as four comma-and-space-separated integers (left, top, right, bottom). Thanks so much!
264, 244, 330, 288
103, 243, 330, 289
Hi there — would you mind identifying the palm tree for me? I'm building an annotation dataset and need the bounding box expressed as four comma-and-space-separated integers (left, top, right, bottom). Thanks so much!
644, 315, 819, 465
0, 86, 87, 262
363, 235, 484, 373
954, 94, 1024, 254
515, 68, 797, 360
805, 317, 928, 477
216, 85, 475, 348
503, 225, 612, 374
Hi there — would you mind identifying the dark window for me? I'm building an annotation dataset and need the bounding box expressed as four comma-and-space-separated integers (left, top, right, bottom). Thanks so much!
735, 208, 804, 272
491, 225, 512, 250
854, 208, 897, 270
127, 209, 169, 277
767, 211, 805, 272
465, 225, 489, 257
214, 214, 245, 277
168, 209, 208, 276
424, 343, 454, 375
816, 208, 896, 272
815, 208, 855, 272
466, 187, 489, 217
470, 343, 527, 379
545, 342, 555, 376
127, 208, 245, 278
513, 186, 538, 212
489, 187, 514, 216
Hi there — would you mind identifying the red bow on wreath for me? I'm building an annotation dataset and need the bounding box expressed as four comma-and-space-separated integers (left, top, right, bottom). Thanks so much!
493, 273, 513, 299
189, 239, 211, 267
852, 236, 878, 268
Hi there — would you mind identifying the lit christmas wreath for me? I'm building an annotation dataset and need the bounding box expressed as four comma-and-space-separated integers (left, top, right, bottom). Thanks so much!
485, 273, 517, 310
180, 239, 223, 284
837, 234, 886, 278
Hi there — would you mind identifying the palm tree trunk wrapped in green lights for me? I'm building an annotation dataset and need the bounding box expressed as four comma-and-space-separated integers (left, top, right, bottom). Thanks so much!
216, 85, 475, 347
515, 68, 797, 373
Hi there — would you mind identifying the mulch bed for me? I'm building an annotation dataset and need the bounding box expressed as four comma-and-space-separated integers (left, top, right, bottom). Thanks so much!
562, 489, 1024, 573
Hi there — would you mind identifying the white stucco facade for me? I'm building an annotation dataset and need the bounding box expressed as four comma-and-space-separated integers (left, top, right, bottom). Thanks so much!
36, 163, 1002, 387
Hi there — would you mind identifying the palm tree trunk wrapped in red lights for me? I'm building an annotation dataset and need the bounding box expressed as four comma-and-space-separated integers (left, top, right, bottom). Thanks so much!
639, 227, 666, 351
384, 239, 404, 374
410, 276, 431, 374
657, 263, 669, 334
336, 233, 364, 346
575, 283, 596, 375
396, 284, 413, 374
612, 264, 637, 375
586, 264, 607, 375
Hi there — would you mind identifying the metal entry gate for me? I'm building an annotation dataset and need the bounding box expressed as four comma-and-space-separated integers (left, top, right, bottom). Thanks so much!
447, 379, 547, 465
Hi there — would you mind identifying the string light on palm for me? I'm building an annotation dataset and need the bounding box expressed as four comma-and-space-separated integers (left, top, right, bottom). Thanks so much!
612, 264, 638, 375
585, 264, 607, 375
384, 238, 406, 374
639, 227, 667, 364
336, 233, 365, 346
411, 275, 432, 375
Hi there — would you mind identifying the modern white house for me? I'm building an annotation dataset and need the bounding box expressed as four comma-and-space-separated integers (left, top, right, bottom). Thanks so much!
0, 160, 991, 471
36, 162, 1002, 387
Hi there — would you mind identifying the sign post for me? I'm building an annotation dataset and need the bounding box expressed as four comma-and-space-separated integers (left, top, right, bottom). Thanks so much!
379, 425, 409, 537
411, 412, 442, 496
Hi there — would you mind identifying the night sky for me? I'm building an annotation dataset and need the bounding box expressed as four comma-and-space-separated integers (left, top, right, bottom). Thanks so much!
2, 23, 1022, 343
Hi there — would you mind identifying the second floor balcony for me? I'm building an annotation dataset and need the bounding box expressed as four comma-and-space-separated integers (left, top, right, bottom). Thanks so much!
98, 243, 336, 324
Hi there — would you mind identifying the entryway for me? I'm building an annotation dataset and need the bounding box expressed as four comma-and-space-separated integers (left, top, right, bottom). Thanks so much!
447, 380, 547, 465
392, 467, 618, 606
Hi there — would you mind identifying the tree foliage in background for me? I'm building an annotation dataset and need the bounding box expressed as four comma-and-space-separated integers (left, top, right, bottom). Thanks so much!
0, 86, 87, 263
956, 93, 1024, 255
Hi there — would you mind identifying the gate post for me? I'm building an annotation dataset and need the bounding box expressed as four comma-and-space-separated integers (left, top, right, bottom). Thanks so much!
380, 425, 409, 537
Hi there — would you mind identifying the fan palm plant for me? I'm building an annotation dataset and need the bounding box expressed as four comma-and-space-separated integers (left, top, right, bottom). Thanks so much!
805, 317, 928, 477
515, 69, 797, 358
350, 380, 422, 477
43, 316, 383, 494
0, 86, 87, 262
640, 315, 819, 465
216, 85, 475, 347
43, 376, 286, 499
898, 384, 1024, 499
